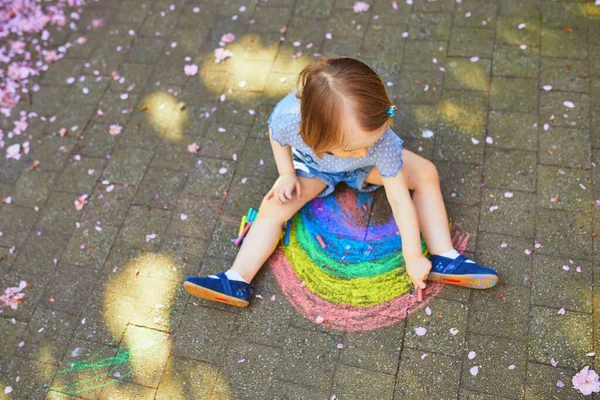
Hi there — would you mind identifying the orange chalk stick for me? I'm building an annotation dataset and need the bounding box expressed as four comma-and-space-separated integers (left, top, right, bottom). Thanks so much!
316, 235, 326, 249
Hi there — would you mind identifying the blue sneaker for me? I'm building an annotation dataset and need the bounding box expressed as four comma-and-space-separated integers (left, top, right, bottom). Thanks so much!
184, 272, 251, 308
428, 254, 498, 289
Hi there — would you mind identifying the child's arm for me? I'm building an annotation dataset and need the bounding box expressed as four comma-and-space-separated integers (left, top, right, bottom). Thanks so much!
269, 127, 295, 176
267, 127, 302, 202
382, 171, 431, 289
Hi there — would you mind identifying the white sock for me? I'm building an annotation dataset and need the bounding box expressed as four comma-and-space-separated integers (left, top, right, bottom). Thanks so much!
207, 269, 250, 283
439, 249, 475, 263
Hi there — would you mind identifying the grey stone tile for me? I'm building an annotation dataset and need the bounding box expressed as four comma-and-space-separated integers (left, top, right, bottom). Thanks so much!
332, 364, 395, 400
461, 335, 527, 399
395, 348, 461, 399
479, 188, 536, 238
483, 148, 537, 191
476, 232, 533, 287
528, 305, 593, 366
275, 326, 341, 390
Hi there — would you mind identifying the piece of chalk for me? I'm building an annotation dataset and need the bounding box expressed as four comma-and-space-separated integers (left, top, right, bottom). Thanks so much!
316, 234, 326, 249
234, 220, 252, 246
246, 207, 254, 222
284, 220, 292, 245
250, 208, 258, 222
417, 287, 423, 302
237, 215, 247, 237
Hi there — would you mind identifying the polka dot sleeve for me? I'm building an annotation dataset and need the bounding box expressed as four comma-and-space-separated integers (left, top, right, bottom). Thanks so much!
375, 132, 404, 177
267, 104, 291, 147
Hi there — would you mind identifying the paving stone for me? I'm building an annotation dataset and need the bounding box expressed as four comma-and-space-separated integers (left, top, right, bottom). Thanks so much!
236, 139, 279, 179
108, 325, 170, 388
490, 77, 538, 113
78, 123, 119, 158
395, 348, 461, 399
48, 338, 117, 400
81, 183, 137, 228
61, 221, 119, 267
101, 147, 153, 185
492, 45, 540, 78
487, 111, 537, 151
468, 284, 530, 339
155, 355, 220, 399
99, 379, 157, 400
363, 25, 405, 55
114, 205, 171, 250
454, 0, 497, 29
413, 0, 455, 12
459, 389, 510, 400
126, 37, 166, 64
109, 63, 154, 93
328, 9, 369, 40
338, 321, 404, 375
275, 326, 341, 390
1, 357, 57, 399
165, 193, 220, 241
403, 40, 447, 73
536, 166, 591, 211
138, 8, 181, 37
531, 254, 592, 313
96, 90, 141, 126
541, 2, 586, 30
446, 204, 479, 252
24, 133, 74, 172
461, 334, 527, 399
495, 15, 540, 47
173, 305, 237, 364
55, 156, 105, 194
269, 379, 329, 399
223, 176, 273, 216
541, 92, 590, 133
39, 263, 101, 316
155, 235, 207, 281
405, 297, 469, 357
448, 28, 495, 57
479, 188, 536, 238
10, 170, 57, 207
528, 305, 593, 367
434, 125, 485, 164
540, 58, 589, 93
65, 76, 111, 106
183, 157, 234, 198
75, 290, 136, 345
230, 270, 294, 346
217, 341, 281, 400
35, 191, 82, 235
483, 148, 537, 191
396, 70, 443, 104
201, 123, 250, 159
540, 28, 587, 59
525, 363, 583, 400
10, 232, 70, 277
445, 57, 491, 92
408, 12, 452, 41
476, 232, 533, 287
41, 58, 85, 86
0, 317, 28, 366
132, 167, 186, 210
434, 161, 482, 206
14, 307, 79, 366
535, 207, 593, 259
332, 364, 395, 400
371, 0, 411, 25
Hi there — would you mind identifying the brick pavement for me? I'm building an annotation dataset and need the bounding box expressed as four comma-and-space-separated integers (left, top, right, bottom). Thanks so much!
0, 0, 599, 398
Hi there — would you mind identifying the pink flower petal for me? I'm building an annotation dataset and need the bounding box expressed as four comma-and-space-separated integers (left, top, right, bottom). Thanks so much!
414, 326, 427, 336
470, 366, 479, 376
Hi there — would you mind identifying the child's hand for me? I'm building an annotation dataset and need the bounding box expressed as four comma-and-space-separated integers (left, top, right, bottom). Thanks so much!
265, 173, 302, 204
405, 255, 432, 290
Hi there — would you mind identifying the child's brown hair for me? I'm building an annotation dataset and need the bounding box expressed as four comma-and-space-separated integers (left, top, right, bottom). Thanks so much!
295, 57, 393, 158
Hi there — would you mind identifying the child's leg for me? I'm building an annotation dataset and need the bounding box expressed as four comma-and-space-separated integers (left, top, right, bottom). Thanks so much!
365, 149, 453, 253
365, 149, 497, 288
230, 176, 327, 282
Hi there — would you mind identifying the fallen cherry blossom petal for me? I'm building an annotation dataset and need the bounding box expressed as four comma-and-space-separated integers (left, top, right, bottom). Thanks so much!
146, 233, 157, 242
184, 64, 198, 76
504, 192, 513, 198
557, 308, 565, 315
563, 101, 575, 108
353, 1, 370, 13
414, 326, 427, 336
470, 366, 479, 376
449, 328, 459, 336
109, 124, 122, 136
468, 351, 476, 360
315, 316, 325, 324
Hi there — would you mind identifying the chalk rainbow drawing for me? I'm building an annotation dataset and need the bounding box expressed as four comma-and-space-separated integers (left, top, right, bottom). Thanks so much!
268, 187, 469, 332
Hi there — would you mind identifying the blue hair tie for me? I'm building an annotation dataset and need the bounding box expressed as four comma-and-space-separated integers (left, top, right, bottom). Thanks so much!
387, 105, 395, 117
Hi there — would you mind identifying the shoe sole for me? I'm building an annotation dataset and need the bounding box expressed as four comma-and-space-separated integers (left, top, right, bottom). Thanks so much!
183, 281, 250, 308
428, 272, 498, 289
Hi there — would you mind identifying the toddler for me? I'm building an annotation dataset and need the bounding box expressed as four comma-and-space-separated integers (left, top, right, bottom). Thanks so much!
184, 57, 498, 308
